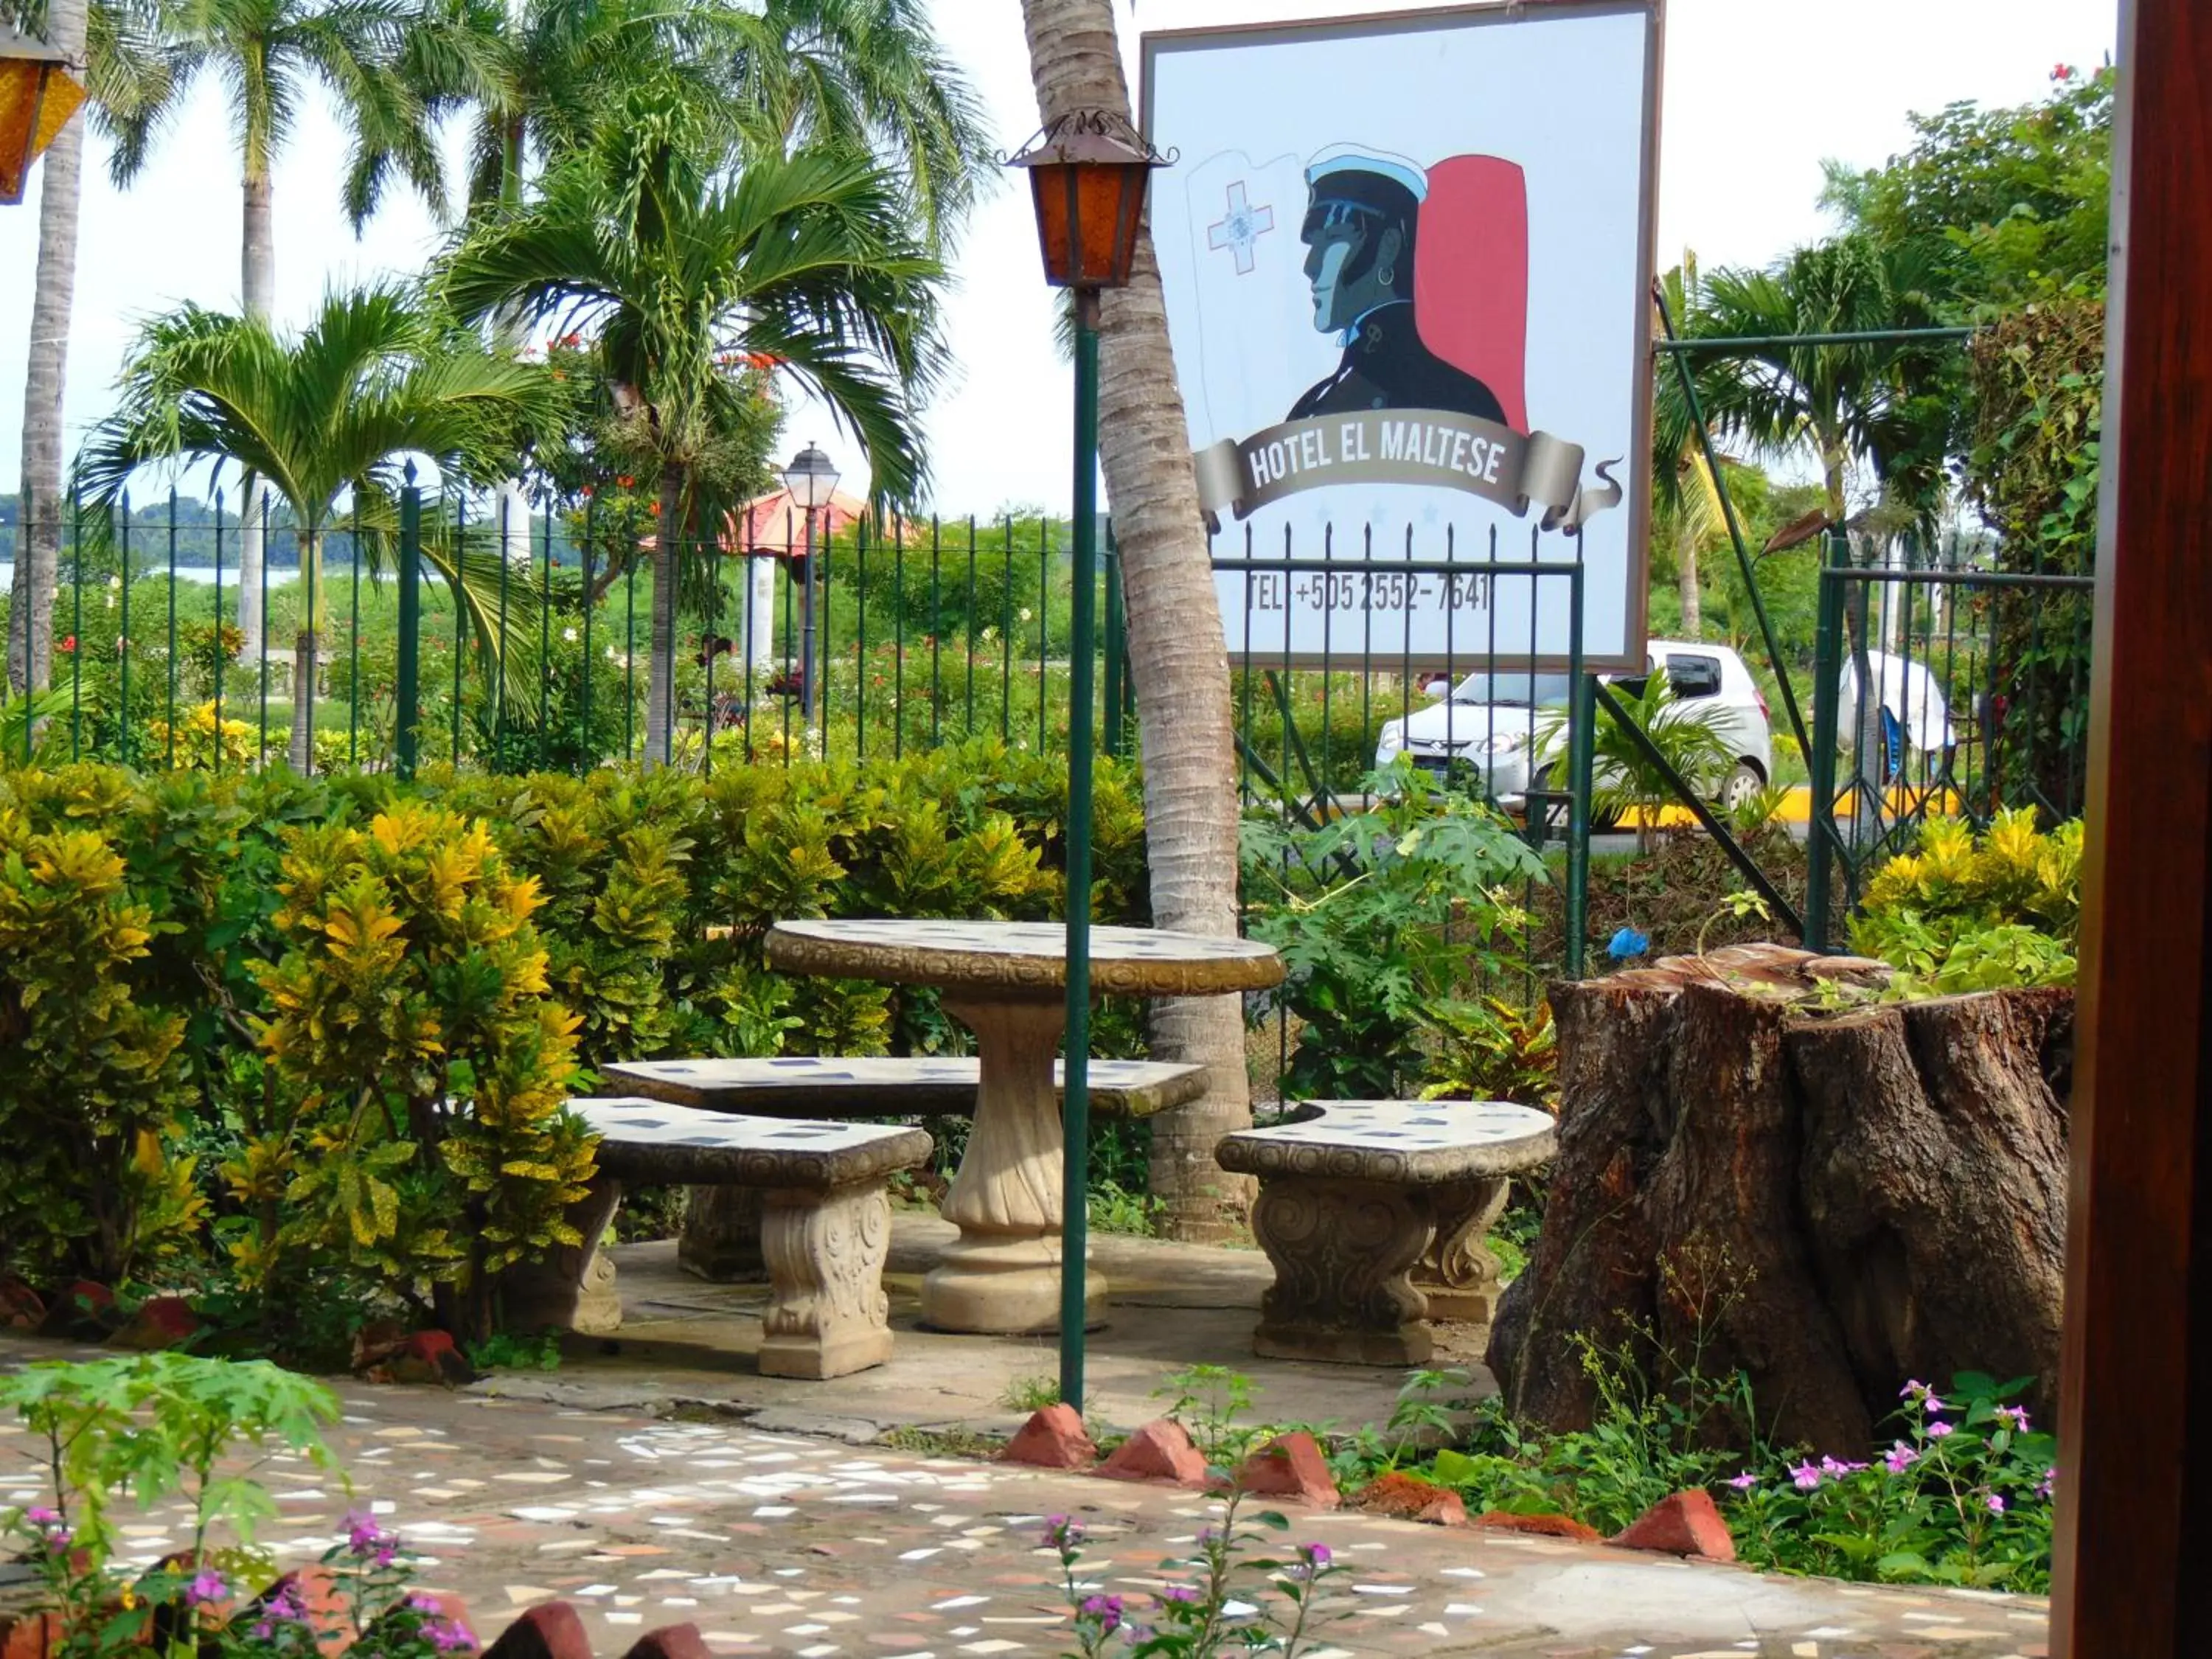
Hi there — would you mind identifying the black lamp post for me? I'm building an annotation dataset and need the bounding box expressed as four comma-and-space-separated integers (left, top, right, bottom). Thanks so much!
0, 21, 82, 206
1005, 107, 1169, 1413
782, 441, 840, 739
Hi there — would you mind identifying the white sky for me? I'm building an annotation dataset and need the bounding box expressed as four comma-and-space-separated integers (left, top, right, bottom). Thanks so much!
0, 0, 2118, 511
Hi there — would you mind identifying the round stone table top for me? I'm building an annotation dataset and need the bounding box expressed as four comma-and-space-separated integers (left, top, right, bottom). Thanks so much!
1217, 1099, 1557, 1185
766, 918, 1284, 999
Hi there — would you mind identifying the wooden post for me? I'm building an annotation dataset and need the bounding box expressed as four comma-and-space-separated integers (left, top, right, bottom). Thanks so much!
2050, 4, 2212, 1649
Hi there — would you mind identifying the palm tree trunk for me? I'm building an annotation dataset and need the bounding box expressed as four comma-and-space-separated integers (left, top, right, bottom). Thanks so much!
1020, 0, 1252, 1242
1675, 515, 1703, 639
289, 531, 319, 771
642, 465, 683, 769
237, 159, 276, 658
8, 0, 89, 699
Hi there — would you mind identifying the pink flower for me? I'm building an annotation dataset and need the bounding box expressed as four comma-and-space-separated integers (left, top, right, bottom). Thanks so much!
2039, 1468, 2056, 1499
1994, 1405, 2031, 1433
1726, 1472, 1759, 1491
1927, 1421, 1956, 1440
1158, 1585, 1200, 1604
1301, 1543, 1332, 1569
184, 1568, 228, 1607
1079, 1595, 1122, 1634
1883, 1442, 1919, 1475
1791, 1461, 1824, 1492
1820, 1456, 1868, 1478
1986, 1492, 2006, 1514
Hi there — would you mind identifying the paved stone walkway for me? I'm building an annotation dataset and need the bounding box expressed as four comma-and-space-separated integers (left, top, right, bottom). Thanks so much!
0, 1340, 2049, 1659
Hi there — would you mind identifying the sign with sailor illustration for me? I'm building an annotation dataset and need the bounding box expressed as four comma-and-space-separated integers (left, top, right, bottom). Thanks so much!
1142, 2, 1660, 670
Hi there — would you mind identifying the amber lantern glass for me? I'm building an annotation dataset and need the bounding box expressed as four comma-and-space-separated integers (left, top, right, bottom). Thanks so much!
1008, 111, 1165, 291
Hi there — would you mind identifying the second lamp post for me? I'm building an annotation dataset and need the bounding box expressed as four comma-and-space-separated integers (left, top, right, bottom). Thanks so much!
782, 441, 840, 742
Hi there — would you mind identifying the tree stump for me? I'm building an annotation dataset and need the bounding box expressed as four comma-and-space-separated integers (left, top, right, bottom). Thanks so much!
1488, 945, 2071, 1454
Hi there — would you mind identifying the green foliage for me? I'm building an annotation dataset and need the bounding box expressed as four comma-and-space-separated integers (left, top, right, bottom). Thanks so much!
1964, 301, 2102, 807
1427, 1321, 1756, 1535
466, 1330, 563, 1373
1728, 1376, 2056, 1591
1241, 768, 1546, 1100
1416, 996, 1557, 1110
1575, 673, 1739, 846
1823, 69, 2113, 311
240, 800, 597, 1340
1851, 811, 2081, 992
999, 1374, 1060, 1413
2, 1356, 473, 1659
0, 798, 200, 1284
0, 743, 1149, 1338
0, 1353, 338, 1564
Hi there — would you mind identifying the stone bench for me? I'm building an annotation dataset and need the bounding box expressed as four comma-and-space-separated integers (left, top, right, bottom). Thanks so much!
602, 1055, 1207, 1119
508, 1099, 932, 1380
1214, 1099, 1557, 1366
601, 1057, 1206, 1281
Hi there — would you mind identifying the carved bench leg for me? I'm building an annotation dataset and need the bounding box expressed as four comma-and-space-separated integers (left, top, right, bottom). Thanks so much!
1249, 1175, 1436, 1366
757, 1179, 897, 1379
1414, 1175, 1511, 1326
680, 1185, 765, 1281
500, 1175, 626, 1337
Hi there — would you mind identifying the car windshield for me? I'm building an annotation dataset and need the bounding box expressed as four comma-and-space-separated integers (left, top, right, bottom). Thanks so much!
1450, 672, 1573, 708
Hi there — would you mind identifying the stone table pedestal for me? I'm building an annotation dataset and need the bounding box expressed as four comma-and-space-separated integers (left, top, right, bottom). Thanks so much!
767, 919, 1282, 1335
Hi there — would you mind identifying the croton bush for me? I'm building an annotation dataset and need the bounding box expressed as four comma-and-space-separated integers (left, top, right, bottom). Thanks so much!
0, 742, 1150, 1348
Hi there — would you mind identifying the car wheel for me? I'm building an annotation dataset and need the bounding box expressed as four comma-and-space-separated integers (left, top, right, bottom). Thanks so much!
1719, 761, 1764, 815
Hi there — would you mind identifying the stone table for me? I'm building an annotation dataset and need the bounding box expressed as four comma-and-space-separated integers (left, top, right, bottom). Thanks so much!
765, 918, 1282, 1335
1215, 1099, 1557, 1365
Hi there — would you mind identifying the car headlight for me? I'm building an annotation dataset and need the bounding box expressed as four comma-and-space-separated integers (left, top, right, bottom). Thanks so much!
1376, 723, 1405, 757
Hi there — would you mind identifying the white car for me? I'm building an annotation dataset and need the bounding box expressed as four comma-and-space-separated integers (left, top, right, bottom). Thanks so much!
1374, 640, 1775, 818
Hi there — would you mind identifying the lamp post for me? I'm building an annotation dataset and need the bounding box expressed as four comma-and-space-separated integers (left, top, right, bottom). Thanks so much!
782, 442, 840, 740
1006, 107, 1169, 1414
1, 21, 83, 206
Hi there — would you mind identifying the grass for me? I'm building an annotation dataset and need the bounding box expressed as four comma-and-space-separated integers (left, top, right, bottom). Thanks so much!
999, 1374, 1062, 1413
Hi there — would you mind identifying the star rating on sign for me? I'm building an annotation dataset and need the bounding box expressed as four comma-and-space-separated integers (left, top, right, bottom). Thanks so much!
1206, 181, 1276, 276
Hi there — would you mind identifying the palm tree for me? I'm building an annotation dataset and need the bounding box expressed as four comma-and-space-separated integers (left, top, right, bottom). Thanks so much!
74, 285, 565, 771
105, 0, 442, 655
1650, 254, 1732, 639
1018, 0, 1251, 1243
5, 0, 167, 698
1677, 234, 1946, 529
1686, 235, 1950, 844
393, 0, 991, 566
439, 89, 942, 768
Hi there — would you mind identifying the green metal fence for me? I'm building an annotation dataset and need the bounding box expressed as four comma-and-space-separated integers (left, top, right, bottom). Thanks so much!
1805, 532, 2094, 946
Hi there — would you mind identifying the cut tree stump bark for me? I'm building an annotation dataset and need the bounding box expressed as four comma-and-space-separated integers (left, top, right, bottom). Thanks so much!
1487, 945, 2072, 1455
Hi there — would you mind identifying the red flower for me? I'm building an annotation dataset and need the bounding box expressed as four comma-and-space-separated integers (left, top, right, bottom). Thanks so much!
744, 351, 783, 371
646, 501, 661, 518
58, 635, 75, 653
581, 484, 594, 498
2051, 61, 2074, 80
617, 475, 635, 489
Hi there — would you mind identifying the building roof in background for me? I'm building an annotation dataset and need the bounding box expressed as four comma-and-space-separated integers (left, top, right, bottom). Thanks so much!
726, 485, 886, 555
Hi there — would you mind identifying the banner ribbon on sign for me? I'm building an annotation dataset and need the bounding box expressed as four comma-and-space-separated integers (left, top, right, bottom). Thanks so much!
1192, 409, 1623, 532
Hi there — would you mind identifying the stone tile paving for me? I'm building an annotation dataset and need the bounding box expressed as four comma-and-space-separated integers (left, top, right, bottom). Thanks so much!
1, 1368, 2049, 1659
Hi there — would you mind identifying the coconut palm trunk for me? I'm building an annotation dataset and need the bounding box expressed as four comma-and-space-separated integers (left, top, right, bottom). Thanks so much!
642, 463, 684, 768
1020, 0, 1252, 1242
1675, 515, 1702, 638
288, 529, 320, 771
8, 0, 89, 698
237, 155, 275, 657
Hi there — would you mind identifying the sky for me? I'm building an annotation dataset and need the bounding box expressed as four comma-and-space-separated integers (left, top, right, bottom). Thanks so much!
0, 0, 2119, 512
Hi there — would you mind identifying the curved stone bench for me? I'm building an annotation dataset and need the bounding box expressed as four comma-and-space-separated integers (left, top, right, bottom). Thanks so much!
1215, 1099, 1557, 1366
603, 1055, 1206, 1119
602, 1057, 1204, 1282
509, 1099, 932, 1380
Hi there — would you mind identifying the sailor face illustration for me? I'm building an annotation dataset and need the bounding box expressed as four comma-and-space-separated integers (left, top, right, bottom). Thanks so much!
1299, 152, 1422, 337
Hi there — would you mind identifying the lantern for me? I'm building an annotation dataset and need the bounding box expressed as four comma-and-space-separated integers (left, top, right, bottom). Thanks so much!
1, 22, 84, 207
1006, 109, 1170, 291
